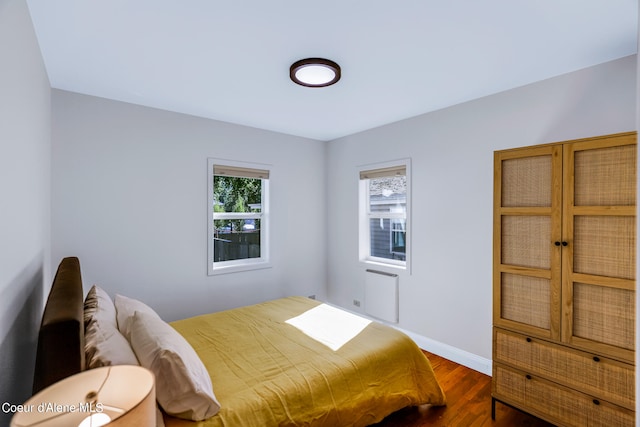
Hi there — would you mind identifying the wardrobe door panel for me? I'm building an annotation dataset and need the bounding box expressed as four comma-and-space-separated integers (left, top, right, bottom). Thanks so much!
573, 144, 636, 207
573, 215, 635, 280
501, 274, 551, 330
493, 145, 562, 340
502, 155, 553, 207
573, 282, 635, 351
501, 216, 551, 269
563, 136, 636, 361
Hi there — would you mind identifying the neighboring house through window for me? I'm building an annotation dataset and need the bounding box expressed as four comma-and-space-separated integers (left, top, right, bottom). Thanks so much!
208, 159, 270, 275
359, 159, 410, 270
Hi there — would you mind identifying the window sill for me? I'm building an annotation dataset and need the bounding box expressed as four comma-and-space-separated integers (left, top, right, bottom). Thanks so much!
208, 261, 272, 276
360, 259, 407, 273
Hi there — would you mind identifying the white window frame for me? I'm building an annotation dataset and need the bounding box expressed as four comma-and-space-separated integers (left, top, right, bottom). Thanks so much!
390, 218, 406, 256
358, 159, 411, 272
208, 158, 271, 275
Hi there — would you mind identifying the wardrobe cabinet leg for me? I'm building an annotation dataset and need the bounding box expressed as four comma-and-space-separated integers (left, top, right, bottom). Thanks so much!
491, 397, 496, 420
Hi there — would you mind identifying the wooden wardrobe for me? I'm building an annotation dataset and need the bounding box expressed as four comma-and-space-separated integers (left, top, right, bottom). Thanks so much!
492, 132, 637, 426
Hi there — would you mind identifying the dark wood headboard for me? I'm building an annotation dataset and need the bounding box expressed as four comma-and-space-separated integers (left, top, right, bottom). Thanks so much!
32, 257, 85, 394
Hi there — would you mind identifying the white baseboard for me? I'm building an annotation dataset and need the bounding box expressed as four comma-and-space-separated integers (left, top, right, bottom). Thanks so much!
324, 299, 493, 376
396, 326, 492, 376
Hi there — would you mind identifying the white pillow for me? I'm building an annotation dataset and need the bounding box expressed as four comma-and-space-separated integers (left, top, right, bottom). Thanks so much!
129, 311, 221, 421
85, 321, 139, 368
84, 285, 117, 329
114, 294, 161, 340
84, 285, 138, 368
84, 289, 164, 427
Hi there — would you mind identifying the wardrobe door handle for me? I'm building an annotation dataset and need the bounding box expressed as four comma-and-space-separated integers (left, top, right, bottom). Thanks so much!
562, 241, 568, 246
593, 356, 600, 362
525, 375, 532, 380
554, 241, 561, 246
592, 399, 600, 405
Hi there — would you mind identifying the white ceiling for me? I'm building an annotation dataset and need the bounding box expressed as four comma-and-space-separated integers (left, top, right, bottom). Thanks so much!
26, 0, 638, 141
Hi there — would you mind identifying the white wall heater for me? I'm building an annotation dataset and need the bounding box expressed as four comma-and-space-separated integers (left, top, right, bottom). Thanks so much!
365, 269, 399, 323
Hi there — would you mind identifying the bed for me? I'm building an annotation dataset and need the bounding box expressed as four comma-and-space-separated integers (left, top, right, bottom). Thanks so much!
33, 257, 446, 426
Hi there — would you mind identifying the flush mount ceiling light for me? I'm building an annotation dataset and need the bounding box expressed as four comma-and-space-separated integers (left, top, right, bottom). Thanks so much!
290, 58, 341, 87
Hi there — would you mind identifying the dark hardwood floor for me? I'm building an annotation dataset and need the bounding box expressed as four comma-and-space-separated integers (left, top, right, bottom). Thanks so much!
372, 351, 554, 427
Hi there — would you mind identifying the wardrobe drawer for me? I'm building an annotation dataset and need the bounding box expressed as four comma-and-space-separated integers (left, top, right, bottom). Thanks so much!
494, 328, 634, 409
493, 364, 634, 427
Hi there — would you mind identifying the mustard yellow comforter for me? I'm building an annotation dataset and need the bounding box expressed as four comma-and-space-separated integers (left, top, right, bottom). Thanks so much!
164, 296, 445, 427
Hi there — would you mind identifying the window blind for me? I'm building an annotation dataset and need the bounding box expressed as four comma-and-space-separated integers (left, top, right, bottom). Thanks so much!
213, 165, 269, 179
359, 165, 406, 180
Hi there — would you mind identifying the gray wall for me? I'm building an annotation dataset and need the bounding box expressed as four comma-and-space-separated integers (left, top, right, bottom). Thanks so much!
0, 0, 51, 423
51, 90, 327, 321
326, 55, 637, 367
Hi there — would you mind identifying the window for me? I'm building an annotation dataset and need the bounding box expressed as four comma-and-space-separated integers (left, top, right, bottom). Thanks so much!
208, 159, 270, 275
359, 160, 410, 269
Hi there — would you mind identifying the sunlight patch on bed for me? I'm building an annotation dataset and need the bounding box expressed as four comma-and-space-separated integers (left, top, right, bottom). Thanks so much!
286, 303, 372, 351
